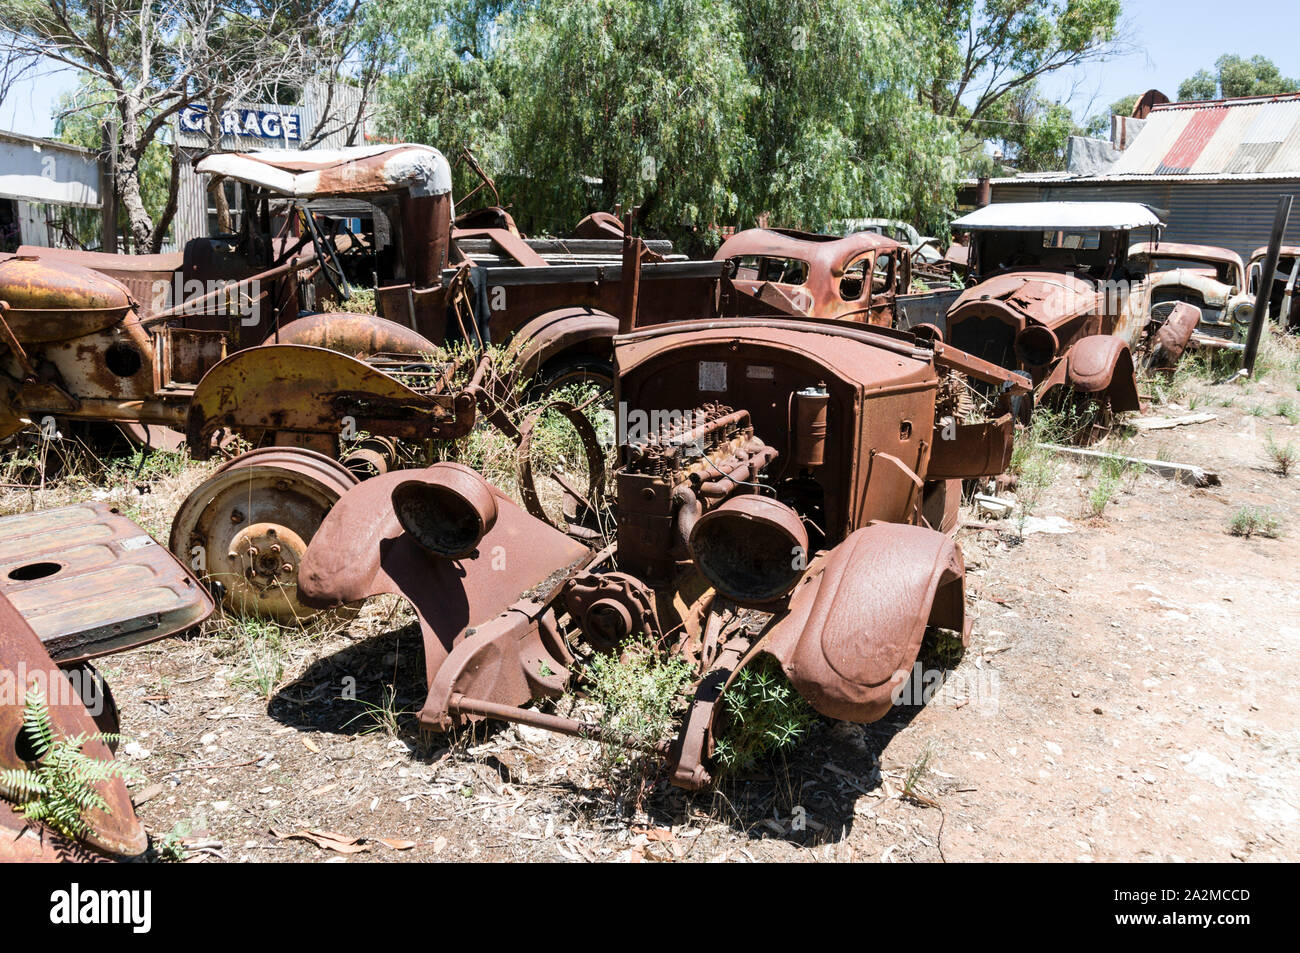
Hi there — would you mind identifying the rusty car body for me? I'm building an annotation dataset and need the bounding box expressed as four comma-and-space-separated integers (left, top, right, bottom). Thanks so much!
292, 269, 1031, 787
1246, 244, 1300, 330
1129, 241, 1250, 339
0, 503, 214, 861
942, 202, 1200, 417
712, 228, 910, 326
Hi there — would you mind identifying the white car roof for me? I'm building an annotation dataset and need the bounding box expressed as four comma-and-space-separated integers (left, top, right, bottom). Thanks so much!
953, 202, 1162, 232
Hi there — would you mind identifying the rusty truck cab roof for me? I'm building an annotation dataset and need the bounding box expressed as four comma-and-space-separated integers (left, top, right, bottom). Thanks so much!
1130, 241, 1244, 276
194, 143, 453, 199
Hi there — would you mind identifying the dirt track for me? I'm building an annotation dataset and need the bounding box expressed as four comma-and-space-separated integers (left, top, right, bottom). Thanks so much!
73, 359, 1300, 862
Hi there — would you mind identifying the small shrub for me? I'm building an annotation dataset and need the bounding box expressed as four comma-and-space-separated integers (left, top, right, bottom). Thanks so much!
585, 640, 693, 799
1228, 506, 1282, 539
1085, 455, 1130, 519
1275, 400, 1300, 425
1266, 432, 1297, 477
0, 686, 139, 841
713, 655, 815, 775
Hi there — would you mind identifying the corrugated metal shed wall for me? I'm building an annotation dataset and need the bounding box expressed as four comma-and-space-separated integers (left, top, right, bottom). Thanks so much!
1108, 95, 1300, 177
988, 179, 1300, 261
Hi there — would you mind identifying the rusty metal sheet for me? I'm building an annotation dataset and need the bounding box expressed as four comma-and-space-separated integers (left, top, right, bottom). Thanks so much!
0, 592, 146, 858
927, 414, 1015, 479
0, 502, 214, 663
185, 344, 470, 451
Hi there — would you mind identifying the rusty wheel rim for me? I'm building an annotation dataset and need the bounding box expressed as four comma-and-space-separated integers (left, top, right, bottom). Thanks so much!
515, 400, 607, 531
169, 448, 358, 623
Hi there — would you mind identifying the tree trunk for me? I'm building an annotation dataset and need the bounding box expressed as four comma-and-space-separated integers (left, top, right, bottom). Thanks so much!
151, 142, 182, 254
114, 156, 155, 254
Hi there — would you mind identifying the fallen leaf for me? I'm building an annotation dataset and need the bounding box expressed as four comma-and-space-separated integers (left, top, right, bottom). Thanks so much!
132, 783, 165, 807
378, 838, 418, 851
271, 827, 369, 854
302, 738, 321, 753
309, 782, 338, 797
632, 826, 675, 843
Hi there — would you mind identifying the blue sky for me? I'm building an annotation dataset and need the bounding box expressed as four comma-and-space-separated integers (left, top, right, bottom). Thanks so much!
4, 0, 1299, 138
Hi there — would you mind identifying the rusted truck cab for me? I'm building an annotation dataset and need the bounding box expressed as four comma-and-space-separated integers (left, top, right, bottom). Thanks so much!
945, 202, 1196, 417
296, 314, 1029, 788
713, 228, 909, 326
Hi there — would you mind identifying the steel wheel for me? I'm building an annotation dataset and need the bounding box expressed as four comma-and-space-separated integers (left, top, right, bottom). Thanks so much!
170, 447, 358, 623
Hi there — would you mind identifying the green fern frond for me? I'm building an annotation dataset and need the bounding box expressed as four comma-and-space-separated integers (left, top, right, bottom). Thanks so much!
1, 687, 140, 842
21, 684, 55, 760
0, 767, 47, 803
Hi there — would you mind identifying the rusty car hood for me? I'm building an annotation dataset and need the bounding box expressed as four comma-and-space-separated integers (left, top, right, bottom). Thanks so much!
952, 270, 1098, 328
614, 318, 935, 392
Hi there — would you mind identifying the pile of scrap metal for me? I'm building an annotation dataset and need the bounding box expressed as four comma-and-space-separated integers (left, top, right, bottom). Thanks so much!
0, 504, 214, 861
294, 280, 1031, 788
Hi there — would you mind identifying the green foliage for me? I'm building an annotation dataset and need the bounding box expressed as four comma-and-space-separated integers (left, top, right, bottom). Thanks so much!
367, 0, 507, 198
584, 639, 693, 781
53, 77, 174, 248
373, 0, 970, 245
1178, 55, 1299, 101
1228, 506, 1281, 539
497, 0, 754, 247
1085, 453, 1129, 518
0, 685, 139, 842
713, 655, 815, 774
976, 81, 1081, 172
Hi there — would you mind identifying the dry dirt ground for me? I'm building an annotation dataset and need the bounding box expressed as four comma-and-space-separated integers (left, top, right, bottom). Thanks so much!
7, 343, 1300, 863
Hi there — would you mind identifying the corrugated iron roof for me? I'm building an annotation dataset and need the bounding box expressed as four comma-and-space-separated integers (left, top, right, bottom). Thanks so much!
1109, 93, 1300, 177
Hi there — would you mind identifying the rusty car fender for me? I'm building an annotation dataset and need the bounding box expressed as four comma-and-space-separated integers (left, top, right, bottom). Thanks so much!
505, 306, 618, 381
185, 344, 471, 455
0, 593, 147, 860
759, 523, 967, 723
297, 466, 591, 722
263, 313, 439, 357
1150, 301, 1201, 369
1040, 333, 1141, 413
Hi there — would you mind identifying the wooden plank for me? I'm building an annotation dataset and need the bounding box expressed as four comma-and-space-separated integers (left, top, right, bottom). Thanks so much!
1038, 443, 1220, 487
1130, 412, 1217, 432
441, 260, 726, 287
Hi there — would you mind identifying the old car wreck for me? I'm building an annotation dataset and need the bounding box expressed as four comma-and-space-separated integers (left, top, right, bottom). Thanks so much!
291, 271, 1031, 788
0, 504, 214, 861
941, 201, 1201, 426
